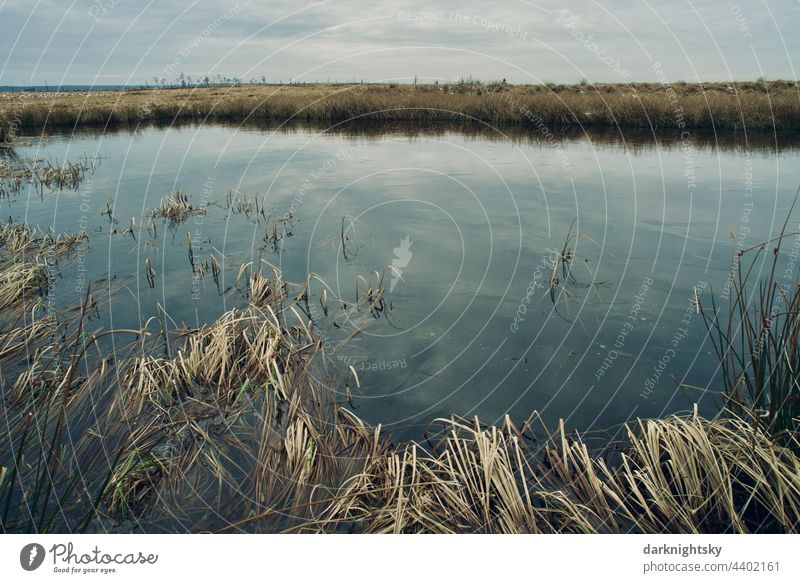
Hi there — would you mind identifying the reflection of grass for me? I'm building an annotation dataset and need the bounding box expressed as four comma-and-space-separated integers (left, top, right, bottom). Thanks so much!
3, 80, 800, 131
0, 118, 14, 147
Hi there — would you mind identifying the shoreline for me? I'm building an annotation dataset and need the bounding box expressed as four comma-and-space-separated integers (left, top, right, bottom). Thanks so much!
2, 80, 799, 135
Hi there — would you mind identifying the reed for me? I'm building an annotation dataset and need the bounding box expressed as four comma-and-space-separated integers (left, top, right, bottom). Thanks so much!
698, 188, 800, 445
0, 260, 49, 310
0, 307, 56, 369
0, 157, 94, 195
0, 287, 131, 533
149, 188, 206, 226
0, 220, 85, 258
2, 81, 799, 133
101, 295, 386, 528
301, 411, 800, 533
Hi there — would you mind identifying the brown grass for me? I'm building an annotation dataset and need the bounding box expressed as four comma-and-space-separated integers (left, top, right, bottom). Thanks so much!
101, 275, 389, 528
0, 157, 95, 195
2, 80, 799, 132
0, 220, 86, 257
0, 260, 49, 310
299, 412, 800, 533
149, 188, 206, 226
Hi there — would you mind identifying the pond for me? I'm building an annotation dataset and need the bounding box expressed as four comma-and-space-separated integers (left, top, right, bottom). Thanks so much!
6, 122, 800, 443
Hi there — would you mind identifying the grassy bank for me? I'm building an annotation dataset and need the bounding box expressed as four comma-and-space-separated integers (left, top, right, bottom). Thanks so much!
2, 80, 800, 136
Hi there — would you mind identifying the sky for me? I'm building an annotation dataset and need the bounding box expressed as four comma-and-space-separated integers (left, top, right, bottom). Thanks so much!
0, 0, 798, 86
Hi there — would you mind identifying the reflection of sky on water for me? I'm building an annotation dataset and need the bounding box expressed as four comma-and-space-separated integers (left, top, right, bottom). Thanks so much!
9, 124, 800, 441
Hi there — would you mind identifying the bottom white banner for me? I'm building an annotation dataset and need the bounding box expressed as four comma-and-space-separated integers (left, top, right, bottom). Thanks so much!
1, 534, 797, 582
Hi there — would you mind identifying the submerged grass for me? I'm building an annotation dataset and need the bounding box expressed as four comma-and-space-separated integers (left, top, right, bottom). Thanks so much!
98, 274, 392, 529
2, 80, 799, 132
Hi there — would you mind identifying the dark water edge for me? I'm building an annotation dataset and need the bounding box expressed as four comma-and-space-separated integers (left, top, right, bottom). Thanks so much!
16, 118, 800, 155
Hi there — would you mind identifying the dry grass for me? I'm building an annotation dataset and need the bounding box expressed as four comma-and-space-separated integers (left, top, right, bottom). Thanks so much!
0, 157, 95, 195
0, 306, 56, 368
101, 284, 388, 529
2, 80, 799, 132
149, 188, 206, 226
0, 260, 49, 310
0, 220, 86, 314
0, 220, 86, 257
301, 412, 800, 533
2, 287, 799, 532
0, 294, 129, 532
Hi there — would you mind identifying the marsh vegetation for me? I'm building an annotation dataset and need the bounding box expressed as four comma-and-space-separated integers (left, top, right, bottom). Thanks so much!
0, 121, 799, 534
2, 80, 799, 133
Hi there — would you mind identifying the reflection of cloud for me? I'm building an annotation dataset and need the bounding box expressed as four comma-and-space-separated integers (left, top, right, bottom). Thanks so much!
390, 235, 413, 292
0, 0, 797, 85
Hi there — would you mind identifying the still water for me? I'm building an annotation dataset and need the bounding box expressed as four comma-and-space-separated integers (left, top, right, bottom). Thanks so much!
7, 123, 800, 441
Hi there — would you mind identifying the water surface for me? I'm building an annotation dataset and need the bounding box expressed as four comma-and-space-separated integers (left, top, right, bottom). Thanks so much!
8, 123, 800, 441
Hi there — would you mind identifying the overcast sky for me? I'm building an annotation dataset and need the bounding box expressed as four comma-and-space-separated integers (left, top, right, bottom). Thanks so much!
1, 0, 798, 86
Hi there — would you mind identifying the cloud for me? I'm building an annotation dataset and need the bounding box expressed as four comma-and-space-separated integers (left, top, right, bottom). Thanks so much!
0, 0, 797, 85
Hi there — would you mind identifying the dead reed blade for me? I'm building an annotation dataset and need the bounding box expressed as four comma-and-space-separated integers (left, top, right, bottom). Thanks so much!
145, 258, 156, 288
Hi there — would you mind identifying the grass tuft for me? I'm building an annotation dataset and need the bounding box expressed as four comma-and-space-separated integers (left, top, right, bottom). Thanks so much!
149, 188, 206, 226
